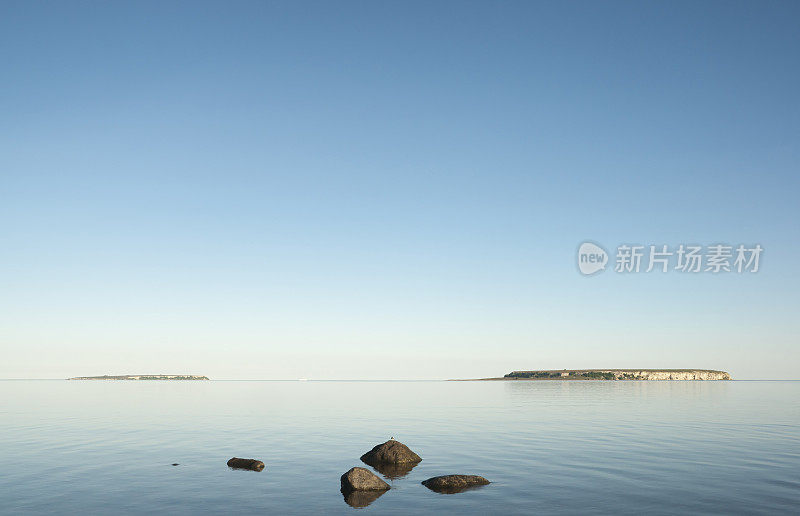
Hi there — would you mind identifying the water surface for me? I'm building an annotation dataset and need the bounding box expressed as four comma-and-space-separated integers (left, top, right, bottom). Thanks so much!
1, 380, 798, 514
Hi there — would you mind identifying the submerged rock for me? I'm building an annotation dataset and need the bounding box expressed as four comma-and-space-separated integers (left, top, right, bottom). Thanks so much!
340, 467, 390, 492
422, 475, 490, 493
360, 439, 422, 466
226, 457, 265, 471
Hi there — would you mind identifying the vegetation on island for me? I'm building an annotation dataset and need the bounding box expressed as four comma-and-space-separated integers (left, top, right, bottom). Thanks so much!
578, 371, 617, 380
67, 375, 209, 380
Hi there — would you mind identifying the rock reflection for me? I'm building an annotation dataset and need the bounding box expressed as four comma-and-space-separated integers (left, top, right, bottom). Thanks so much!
341, 488, 387, 508
362, 459, 418, 480
421, 484, 485, 494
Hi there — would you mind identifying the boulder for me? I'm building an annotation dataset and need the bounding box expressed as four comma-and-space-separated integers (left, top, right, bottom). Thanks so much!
360, 439, 422, 466
340, 467, 390, 492
226, 457, 265, 471
422, 475, 490, 493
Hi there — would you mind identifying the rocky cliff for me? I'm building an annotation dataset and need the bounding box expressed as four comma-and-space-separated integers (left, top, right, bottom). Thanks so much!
504, 369, 731, 380
616, 370, 731, 380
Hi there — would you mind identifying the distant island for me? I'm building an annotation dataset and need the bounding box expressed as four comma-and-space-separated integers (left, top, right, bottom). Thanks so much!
67, 375, 209, 381
453, 369, 732, 381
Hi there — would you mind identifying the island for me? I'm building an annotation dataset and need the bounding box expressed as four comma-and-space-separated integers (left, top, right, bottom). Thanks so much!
67, 375, 209, 380
452, 369, 732, 381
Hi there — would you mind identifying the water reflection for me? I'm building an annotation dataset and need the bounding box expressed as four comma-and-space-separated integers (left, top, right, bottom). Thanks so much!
341, 488, 387, 508
362, 459, 418, 480
421, 482, 489, 494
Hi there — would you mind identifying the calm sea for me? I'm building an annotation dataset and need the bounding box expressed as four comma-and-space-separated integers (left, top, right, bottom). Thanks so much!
0, 380, 798, 514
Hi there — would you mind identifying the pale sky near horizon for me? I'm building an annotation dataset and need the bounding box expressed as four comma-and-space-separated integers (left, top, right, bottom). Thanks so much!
2, 1, 799, 379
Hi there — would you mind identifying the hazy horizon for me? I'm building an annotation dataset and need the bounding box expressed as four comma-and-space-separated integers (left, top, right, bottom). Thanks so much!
0, 370, 792, 382
2, 1, 799, 380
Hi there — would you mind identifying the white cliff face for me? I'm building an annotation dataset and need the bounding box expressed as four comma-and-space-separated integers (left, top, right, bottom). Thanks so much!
610, 370, 731, 380
505, 370, 732, 380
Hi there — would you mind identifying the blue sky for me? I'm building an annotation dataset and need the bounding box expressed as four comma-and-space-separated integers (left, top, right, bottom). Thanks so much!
1, 1, 798, 379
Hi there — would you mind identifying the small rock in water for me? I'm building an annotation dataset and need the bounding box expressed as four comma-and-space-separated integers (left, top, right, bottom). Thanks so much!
171, 463, 179, 466
340, 467, 390, 492
422, 475, 490, 493
227, 457, 265, 471
360, 439, 422, 466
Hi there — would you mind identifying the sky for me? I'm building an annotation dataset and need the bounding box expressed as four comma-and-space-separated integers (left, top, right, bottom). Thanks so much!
1, 1, 798, 379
